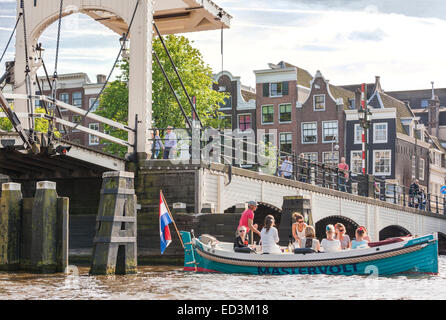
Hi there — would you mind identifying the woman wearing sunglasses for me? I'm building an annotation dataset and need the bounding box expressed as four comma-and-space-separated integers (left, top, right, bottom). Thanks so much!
292, 213, 307, 248
234, 226, 249, 249
335, 223, 351, 250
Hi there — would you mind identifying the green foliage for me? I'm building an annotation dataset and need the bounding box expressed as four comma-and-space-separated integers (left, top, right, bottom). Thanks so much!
258, 141, 278, 175
95, 35, 227, 157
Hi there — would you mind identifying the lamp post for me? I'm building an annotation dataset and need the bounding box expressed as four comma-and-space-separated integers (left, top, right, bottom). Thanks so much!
414, 121, 419, 181
119, 33, 130, 60
331, 135, 339, 166
358, 107, 372, 175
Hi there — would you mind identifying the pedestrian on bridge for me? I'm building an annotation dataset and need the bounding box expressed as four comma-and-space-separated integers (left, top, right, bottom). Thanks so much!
337, 157, 349, 192
280, 156, 293, 179
163, 126, 177, 159
152, 129, 164, 159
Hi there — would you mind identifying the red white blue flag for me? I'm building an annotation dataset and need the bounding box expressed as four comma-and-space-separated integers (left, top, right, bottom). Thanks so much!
159, 191, 173, 254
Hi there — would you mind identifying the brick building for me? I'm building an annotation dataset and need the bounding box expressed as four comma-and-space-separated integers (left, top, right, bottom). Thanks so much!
254, 62, 354, 165
36, 73, 106, 151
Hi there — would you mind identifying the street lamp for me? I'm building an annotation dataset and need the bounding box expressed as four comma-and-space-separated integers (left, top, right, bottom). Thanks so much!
119, 33, 130, 60
331, 135, 339, 166
358, 107, 372, 174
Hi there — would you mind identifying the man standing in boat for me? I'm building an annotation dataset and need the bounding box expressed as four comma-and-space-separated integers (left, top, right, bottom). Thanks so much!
238, 201, 261, 244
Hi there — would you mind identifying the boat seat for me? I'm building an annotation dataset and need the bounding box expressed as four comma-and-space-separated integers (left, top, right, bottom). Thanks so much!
368, 237, 410, 248
234, 247, 254, 254
294, 248, 316, 254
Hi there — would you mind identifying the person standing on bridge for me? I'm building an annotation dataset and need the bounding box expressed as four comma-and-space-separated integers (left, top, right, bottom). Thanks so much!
337, 157, 349, 192
238, 201, 260, 244
163, 126, 177, 159
280, 156, 293, 179
152, 129, 164, 159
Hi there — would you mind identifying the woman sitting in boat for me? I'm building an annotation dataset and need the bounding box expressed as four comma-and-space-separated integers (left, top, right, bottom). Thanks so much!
351, 227, 369, 249
234, 226, 249, 249
291, 213, 307, 248
358, 226, 371, 242
260, 215, 282, 254
299, 226, 320, 252
335, 223, 351, 250
320, 225, 341, 253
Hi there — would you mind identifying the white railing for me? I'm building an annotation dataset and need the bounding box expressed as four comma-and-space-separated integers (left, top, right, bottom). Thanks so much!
2, 93, 134, 148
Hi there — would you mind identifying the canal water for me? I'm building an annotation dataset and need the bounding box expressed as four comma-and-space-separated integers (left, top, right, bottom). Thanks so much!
1, 257, 446, 300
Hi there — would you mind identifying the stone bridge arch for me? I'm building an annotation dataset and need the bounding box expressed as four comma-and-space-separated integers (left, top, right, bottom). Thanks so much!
379, 225, 412, 241
438, 232, 446, 255
315, 215, 360, 241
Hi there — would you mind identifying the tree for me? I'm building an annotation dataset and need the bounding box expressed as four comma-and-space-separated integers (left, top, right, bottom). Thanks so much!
95, 35, 227, 157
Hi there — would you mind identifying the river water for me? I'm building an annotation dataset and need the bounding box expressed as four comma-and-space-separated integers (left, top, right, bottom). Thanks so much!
1, 257, 446, 300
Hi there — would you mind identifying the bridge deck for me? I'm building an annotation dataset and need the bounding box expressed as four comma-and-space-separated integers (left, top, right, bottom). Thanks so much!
0, 132, 126, 179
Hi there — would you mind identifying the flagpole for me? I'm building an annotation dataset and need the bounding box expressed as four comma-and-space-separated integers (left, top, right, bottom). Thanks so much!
160, 190, 185, 249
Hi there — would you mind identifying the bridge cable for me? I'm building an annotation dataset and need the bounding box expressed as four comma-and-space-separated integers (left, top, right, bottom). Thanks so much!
0, 13, 22, 65
153, 22, 203, 130
20, 0, 35, 133
63, 0, 141, 140
39, 54, 69, 139
47, 0, 64, 142
153, 51, 192, 129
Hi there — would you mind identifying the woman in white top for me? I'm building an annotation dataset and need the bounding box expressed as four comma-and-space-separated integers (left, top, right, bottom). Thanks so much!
292, 213, 307, 248
321, 224, 341, 253
260, 215, 282, 254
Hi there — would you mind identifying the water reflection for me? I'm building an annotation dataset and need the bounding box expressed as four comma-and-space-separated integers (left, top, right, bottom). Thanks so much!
1, 258, 446, 300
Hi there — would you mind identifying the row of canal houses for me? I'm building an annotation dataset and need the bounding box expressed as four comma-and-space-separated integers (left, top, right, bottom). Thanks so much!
213, 61, 446, 197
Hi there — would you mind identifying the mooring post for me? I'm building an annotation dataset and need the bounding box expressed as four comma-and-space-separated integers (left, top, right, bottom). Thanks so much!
57, 197, 69, 272
0, 183, 22, 270
90, 171, 137, 275
278, 195, 312, 246
31, 181, 58, 273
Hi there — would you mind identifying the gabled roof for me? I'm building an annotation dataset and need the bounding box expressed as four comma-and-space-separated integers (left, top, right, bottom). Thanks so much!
278, 61, 313, 88
367, 77, 415, 135
329, 84, 355, 110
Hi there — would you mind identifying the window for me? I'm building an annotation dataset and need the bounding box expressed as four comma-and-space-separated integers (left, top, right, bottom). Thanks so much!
373, 123, 388, 144
303, 153, 318, 162
262, 133, 275, 146
354, 124, 363, 144
419, 158, 425, 181
72, 115, 82, 132
279, 104, 292, 123
280, 133, 292, 154
238, 114, 252, 132
302, 122, 317, 144
262, 105, 274, 124
323, 121, 338, 143
89, 123, 100, 145
421, 99, 429, 108
322, 151, 339, 166
219, 95, 232, 109
59, 93, 69, 104
411, 156, 416, 180
220, 114, 232, 130
373, 150, 391, 176
89, 98, 100, 112
73, 92, 82, 107
270, 82, 283, 97
351, 151, 363, 174
314, 94, 325, 111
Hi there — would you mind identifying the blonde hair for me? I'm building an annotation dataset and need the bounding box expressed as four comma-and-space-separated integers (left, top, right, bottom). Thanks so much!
305, 226, 315, 238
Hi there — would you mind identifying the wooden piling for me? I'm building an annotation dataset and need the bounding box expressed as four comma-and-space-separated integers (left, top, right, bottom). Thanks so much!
90, 171, 138, 275
31, 181, 58, 273
0, 183, 22, 270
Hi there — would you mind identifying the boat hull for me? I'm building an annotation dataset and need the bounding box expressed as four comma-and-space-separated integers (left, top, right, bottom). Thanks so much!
180, 232, 439, 276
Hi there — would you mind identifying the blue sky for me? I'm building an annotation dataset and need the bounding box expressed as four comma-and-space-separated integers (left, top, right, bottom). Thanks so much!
1, 0, 446, 91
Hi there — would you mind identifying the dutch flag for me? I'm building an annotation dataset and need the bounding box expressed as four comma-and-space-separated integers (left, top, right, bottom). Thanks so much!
159, 191, 173, 254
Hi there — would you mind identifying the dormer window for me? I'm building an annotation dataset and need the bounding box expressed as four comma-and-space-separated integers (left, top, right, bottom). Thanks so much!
314, 94, 325, 111
270, 82, 283, 97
